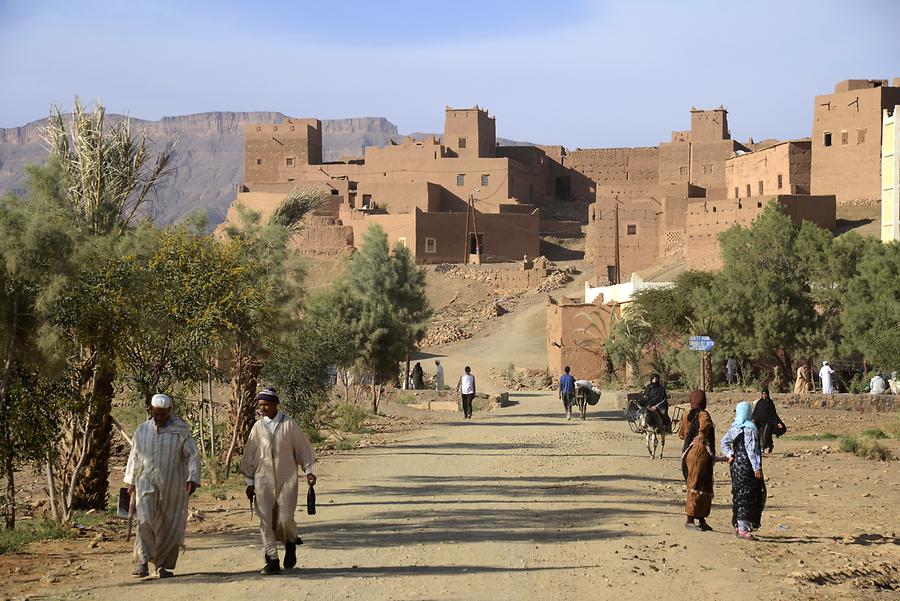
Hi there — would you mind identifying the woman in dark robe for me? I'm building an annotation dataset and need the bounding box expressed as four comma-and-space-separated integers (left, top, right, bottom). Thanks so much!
751, 387, 786, 453
411, 362, 425, 390
641, 373, 671, 432
679, 389, 716, 531
721, 401, 766, 541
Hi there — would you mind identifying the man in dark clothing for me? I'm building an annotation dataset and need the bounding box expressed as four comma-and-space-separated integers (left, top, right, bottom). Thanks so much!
751, 387, 786, 453
559, 366, 576, 420
641, 373, 671, 432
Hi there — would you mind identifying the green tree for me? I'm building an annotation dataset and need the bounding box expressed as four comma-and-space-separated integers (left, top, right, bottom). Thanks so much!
711, 203, 821, 380
0, 191, 76, 527
324, 225, 431, 413
262, 315, 356, 436
841, 241, 900, 371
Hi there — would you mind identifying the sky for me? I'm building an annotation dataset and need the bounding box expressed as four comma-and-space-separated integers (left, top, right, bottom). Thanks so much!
1, 0, 898, 148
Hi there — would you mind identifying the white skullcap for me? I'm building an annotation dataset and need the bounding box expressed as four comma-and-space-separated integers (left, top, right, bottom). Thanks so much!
822, 361, 829, 365
150, 393, 173, 408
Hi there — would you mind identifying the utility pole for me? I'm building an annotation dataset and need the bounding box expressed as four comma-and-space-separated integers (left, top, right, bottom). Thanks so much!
462, 194, 471, 264
613, 196, 621, 284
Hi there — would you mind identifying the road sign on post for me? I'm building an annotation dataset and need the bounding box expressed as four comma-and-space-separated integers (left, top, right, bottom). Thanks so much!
689, 336, 715, 352
689, 336, 715, 390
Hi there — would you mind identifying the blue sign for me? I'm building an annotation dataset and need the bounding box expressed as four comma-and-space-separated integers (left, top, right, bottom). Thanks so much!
689, 336, 715, 351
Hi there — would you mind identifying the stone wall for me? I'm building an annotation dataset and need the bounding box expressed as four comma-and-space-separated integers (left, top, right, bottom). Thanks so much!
668, 391, 899, 414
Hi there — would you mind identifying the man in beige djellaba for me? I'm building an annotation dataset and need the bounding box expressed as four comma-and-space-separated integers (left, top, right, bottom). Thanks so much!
124, 393, 201, 579
241, 388, 317, 575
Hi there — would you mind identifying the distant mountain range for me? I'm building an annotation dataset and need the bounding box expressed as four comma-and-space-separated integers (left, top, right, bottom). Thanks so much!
0, 112, 532, 227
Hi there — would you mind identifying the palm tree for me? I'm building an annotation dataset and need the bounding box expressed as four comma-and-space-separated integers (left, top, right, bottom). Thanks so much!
43, 98, 174, 509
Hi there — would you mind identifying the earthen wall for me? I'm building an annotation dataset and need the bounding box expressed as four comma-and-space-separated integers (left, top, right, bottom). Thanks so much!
811, 81, 900, 204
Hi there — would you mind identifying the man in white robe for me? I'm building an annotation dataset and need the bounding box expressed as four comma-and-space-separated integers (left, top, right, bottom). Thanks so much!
241, 388, 317, 575
819, 361, 835, 394
124, 393, 201, 578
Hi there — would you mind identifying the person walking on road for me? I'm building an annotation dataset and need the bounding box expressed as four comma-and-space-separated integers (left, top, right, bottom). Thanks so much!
124, 393, 201, 579
751, 387, 786, 453
679, 389, 716, 532
241, 388, 317, 575
721, 401, 767, 541
434, 360, 445, 391
456, 366, 476, 419
559, 366, 576, 420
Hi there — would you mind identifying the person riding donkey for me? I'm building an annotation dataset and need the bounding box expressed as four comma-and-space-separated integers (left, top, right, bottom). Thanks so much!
640, 374, 672, 432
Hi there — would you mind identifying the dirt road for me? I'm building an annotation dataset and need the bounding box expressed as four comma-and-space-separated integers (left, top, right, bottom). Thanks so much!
9, 393, 900, 600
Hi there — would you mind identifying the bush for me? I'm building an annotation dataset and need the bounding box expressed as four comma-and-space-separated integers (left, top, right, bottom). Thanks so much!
335, 437, 356, 451
334, 402, 369, 433
838, 435, 859, 454
838, 434, 893, 460
855, 438, 893, 461
860, 428, 887, 439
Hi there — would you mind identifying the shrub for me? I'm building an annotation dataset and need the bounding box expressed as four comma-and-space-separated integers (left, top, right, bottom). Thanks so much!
334, 402, 369, 433
855, 438, 893, 461
860, 428, 887, 439
838, 435, 859, 454
335, 437, 356, 451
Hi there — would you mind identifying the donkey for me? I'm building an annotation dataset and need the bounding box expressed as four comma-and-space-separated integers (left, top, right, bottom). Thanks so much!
638, 409, 667, 459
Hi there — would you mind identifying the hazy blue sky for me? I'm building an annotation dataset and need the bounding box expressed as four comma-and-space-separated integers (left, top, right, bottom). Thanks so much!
1, 0, 897, 147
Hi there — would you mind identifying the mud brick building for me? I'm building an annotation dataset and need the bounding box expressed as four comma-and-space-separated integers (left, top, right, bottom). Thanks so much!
812, 79, 900, 206
222, 106, 543, 263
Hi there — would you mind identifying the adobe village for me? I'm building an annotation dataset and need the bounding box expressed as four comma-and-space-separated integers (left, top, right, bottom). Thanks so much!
1, 73, 899, 601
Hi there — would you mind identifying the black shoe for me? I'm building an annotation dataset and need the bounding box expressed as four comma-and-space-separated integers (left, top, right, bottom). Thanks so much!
284, 542, 297, 569
157, 568, 174, 579
260, 557, 281, 575
697, 521, 713, 532
132, 563, 149, 578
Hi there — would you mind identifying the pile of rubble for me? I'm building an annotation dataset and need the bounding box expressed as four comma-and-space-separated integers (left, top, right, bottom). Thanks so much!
421, 323, 470, 346
534, 270, 571, 293
479, 301, 508, 319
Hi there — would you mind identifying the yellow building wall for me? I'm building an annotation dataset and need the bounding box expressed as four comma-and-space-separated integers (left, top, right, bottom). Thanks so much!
883, 107, 899, 243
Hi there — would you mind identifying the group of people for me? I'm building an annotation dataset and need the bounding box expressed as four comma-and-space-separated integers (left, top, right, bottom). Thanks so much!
679, 387, 786, 540
125, 388, 317, 578
408, 360, 445, 390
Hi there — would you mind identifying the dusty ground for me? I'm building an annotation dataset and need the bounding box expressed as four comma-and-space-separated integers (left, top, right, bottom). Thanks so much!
3, 393, 898, 601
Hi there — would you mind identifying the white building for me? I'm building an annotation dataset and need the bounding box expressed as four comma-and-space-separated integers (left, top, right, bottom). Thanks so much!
584, 273, 673, 305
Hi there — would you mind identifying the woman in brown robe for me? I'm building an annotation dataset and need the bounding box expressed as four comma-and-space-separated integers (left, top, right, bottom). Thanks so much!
679, 389, 716, 531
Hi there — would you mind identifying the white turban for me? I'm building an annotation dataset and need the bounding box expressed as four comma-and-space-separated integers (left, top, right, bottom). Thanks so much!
150, 393, 173, 408
822, 361, 829, 366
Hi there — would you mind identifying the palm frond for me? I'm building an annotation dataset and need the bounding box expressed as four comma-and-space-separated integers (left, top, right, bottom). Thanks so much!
268, 188, 328, 232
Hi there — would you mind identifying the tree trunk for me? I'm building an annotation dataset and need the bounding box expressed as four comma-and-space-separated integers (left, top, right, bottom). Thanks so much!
4, 453, 13, 529
371, 381, 380, 415
226, 350, 261, 458
58, 346, 115, 511
701, 352, 713, 391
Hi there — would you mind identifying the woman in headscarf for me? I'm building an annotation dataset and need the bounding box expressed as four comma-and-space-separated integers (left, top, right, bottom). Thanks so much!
641, 373, 671, 432
679, 389, 716, 531
411, 362, 425, 390
721, 401, 766, 541
751, 387, 786, 453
